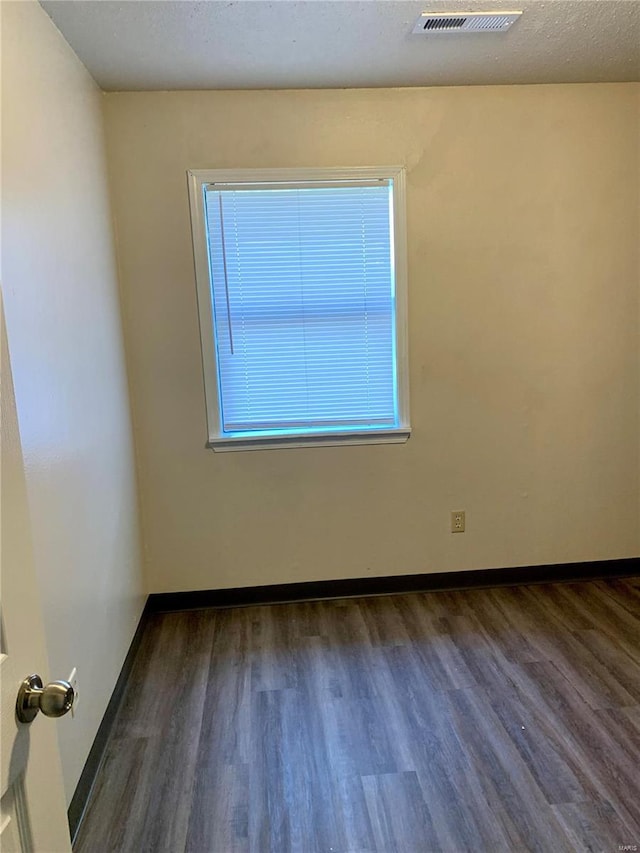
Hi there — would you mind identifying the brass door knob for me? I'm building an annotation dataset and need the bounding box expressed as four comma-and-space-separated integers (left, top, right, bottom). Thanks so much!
16, 674, 75, 723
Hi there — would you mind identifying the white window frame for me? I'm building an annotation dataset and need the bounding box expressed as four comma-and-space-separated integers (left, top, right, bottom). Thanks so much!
187, 166, 411, 451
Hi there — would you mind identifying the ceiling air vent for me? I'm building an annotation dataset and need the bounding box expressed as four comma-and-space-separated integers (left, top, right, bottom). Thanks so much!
412, 11, 522, 34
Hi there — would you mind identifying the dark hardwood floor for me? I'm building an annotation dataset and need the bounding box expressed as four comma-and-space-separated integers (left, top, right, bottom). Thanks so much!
74, 577, 640, 852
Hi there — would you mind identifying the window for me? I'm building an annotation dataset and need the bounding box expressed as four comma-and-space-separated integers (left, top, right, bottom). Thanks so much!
187, 167, 410, 450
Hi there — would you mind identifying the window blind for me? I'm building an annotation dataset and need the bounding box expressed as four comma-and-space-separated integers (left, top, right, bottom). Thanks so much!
203, 180, 398, 435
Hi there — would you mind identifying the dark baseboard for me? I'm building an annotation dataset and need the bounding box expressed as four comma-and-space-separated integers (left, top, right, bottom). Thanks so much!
68, 604, 150, 845
69, 555, 639, 844
146, 556, 639, 613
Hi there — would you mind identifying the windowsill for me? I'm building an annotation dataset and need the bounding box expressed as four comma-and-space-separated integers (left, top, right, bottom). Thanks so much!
206, 428, 411, 452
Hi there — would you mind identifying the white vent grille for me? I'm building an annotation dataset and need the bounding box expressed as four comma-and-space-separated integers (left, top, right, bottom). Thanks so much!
412, 11, 522, 34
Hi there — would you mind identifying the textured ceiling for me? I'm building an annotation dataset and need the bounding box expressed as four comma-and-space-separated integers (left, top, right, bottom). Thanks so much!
40, 0, 640, 91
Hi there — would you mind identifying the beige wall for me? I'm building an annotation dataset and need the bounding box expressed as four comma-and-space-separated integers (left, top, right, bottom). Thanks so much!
637, 86, 640, 536
104, 84, 640, 594
2, 1, 145, 802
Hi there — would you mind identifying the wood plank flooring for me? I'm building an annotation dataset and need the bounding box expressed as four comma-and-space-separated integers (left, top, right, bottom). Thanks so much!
74, 577, 640, 852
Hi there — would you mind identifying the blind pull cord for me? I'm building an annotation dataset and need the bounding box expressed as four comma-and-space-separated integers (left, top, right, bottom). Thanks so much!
218, 194, 234, 355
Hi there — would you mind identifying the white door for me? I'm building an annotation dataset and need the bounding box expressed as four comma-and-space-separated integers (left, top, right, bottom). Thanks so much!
0, 301, 72, 853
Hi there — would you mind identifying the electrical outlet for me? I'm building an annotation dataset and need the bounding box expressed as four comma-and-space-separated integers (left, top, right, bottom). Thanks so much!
451, 511, 466, 533
68, 667, 79, 718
